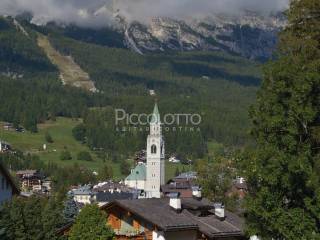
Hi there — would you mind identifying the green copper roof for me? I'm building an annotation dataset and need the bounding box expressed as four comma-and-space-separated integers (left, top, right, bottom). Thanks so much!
150, 103, 161, 124
125, 164, 146, 181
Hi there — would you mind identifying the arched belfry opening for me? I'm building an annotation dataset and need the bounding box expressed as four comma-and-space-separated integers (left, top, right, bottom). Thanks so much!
151, 145, 157, 154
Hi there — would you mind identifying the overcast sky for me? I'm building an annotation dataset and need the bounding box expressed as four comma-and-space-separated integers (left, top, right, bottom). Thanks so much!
0, 0, 289, 27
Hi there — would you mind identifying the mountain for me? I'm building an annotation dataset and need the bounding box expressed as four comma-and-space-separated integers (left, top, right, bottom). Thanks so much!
0, 15, 260, 151
18, 10, 286, 60
122, 12, 286, 60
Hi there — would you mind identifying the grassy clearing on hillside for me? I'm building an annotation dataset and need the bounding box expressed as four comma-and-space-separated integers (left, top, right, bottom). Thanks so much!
0, 118, 121, 174
0, 117, 186, 181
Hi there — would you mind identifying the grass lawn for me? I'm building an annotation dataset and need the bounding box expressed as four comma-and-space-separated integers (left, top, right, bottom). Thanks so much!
0, 117, 189, 181
0, 118, 122, 177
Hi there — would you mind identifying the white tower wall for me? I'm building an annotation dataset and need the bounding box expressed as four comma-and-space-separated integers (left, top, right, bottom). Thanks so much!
145, 104, 165, 198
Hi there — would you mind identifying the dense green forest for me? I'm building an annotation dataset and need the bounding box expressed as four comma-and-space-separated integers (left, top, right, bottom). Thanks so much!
0, 16, 260, 159
242, 0, 320, 238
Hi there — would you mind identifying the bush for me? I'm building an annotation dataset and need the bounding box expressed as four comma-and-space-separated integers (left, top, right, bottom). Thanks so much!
60, 150, 72, 161
77, 151, 92, 161
72, 124, 86, 143
45, 132, 54, 143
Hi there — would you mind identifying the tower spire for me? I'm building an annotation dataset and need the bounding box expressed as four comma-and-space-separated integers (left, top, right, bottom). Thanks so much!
150, 102, 160, 124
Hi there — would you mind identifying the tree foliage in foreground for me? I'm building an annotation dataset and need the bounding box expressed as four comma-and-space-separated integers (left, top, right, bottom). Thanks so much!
244, 0, 320, 238
0, 196, 65, 240
68, 204, 114, 240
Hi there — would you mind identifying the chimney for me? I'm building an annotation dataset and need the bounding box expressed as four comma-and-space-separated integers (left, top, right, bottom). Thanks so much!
214, 203, 225, 220
169, 192, 181, 212
192, 186, 202, 200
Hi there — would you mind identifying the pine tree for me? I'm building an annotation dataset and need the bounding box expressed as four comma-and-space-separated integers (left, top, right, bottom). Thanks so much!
63, 195, 79, 222
245, 0, 320, 238
42, 198, 65, 240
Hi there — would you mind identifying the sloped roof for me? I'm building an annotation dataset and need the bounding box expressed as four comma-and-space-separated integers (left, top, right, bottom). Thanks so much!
125, 163, 146, 181
183, 209, 244, 238
0, 162, 19, 194
16, 170, 38, 175
95, 192, 134, 203
175, 171, 197, 180
102, 198, 244, 238
72, 185, 93, 195
104, 198, 198, 231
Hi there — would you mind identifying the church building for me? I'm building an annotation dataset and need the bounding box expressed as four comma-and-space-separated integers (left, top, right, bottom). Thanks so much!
124, 103, 165, 198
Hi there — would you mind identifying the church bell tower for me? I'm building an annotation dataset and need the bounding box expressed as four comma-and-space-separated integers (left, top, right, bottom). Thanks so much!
145, 103, 165, 198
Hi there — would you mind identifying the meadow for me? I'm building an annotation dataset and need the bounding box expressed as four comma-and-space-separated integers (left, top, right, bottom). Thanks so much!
0, 117, 187, 180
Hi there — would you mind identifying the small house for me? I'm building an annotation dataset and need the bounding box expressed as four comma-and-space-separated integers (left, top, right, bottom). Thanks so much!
72, 185, 94, 205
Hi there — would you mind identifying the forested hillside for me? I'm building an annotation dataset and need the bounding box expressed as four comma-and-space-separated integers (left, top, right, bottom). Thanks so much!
0, 16, 261, 159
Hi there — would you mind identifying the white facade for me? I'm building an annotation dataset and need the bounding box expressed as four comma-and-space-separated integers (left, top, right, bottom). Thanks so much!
73, 194, 92, 204
0, 172, 13, 204
145, 104, 165, 198
125, 179, 145, 190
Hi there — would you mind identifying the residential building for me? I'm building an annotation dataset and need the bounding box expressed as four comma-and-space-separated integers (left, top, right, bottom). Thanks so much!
173, 171, 197, 181
16, 170, 43, 190
72, 185, 94, 205
42, 178, 52, 192
227, 177, 248, 200
168, 156, 181, 163
102, 194, 246, 240
72, 183, 137, 206
162, 171, 198, 198
0, 163, 19, 204
94, 181, 133, 193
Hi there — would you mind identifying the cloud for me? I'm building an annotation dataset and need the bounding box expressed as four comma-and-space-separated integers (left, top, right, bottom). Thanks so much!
0, 0, 289, 27
115, 0, 289, 22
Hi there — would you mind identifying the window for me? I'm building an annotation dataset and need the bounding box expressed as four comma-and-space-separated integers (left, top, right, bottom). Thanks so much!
151, 145, 157, 154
